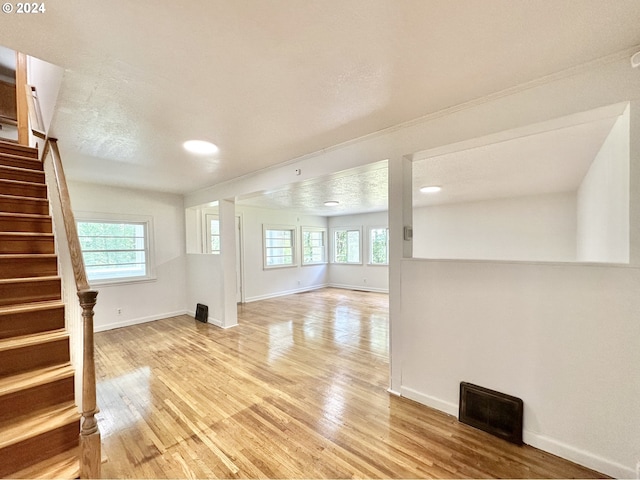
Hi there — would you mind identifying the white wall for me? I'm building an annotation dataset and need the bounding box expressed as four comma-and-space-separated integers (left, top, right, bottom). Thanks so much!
328, 211, 389, 292
69, 181, 187, 331
400, 259, 640, 478
413, 192, 577, 262
237, 205, 328, 302
577, 107, 630, 263
27, 55, 64, 134
186, 254, 224, 326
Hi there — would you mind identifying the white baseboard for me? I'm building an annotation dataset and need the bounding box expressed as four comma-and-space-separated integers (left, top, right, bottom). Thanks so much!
244, 284, 329, 303
328, 283, 389, 294
399, 386, 634, 479
94, 310, 187, 332
524, 432, 635, 479
400, 386, 458, 417
187, 310, 223, 328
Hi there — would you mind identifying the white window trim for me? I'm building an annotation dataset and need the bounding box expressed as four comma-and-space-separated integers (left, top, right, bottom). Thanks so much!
369, 226, 390, 266
331, 226, 363, 265
301, 226, 328, 266
263, 224, 297, 269
75, 211, 156, 287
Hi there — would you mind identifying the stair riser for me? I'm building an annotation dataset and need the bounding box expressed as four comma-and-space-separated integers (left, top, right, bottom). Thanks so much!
0, 196, 49, 215
0, 420, 79, 477
0, 181, 47, 199
0, 144, 38, 160
0, 166, 44, 184
0, 256, 58, 280
0, 337, 69, 376
0, 235, 55, 254
0, 305, 65, 339
0, 376, 74, 423
0, 278, 61, 307
0, 154, 43, 171
0, 216, 52, 233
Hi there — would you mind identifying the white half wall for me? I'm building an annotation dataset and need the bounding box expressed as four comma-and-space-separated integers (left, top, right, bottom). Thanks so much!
577, 106, 630, 263
328, 211, 389, 292
413, 192, 577, 262
69, 181, 188, 331
400, 259, 640, 478
186, 254, 224, 327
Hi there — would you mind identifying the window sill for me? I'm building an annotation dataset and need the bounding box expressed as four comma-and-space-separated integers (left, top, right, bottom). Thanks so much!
88, 275, 157, 288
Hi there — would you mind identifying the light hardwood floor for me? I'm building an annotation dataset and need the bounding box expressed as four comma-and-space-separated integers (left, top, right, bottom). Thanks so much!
96, 288, 605, 479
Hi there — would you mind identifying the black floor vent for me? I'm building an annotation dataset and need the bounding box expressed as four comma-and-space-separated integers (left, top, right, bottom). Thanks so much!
459, 382, 523, 445
195, 303, 208, 323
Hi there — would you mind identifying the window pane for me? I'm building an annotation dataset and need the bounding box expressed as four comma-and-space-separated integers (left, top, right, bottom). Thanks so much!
347, 230, 360, 263
264, 227, 295, 267
78, 221, 148, 282
371, 228, 389, 264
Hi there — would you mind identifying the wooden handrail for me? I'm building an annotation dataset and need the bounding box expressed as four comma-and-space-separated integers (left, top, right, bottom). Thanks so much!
25, 85, 101, 478
48, 139, 90, 291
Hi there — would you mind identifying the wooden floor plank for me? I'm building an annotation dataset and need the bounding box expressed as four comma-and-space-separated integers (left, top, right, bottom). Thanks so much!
96, 288, 605, 479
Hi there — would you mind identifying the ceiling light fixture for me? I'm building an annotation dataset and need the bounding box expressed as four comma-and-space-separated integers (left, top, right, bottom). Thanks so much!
183, 140, 219, 155
420, 185, 442, 194
324, 201, 339, 206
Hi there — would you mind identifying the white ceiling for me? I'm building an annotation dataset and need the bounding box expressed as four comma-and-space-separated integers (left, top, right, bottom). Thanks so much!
412, 115, 620, 208
237, 161, 389, 216
0, 1, 638, 197
236, 111, 620, 216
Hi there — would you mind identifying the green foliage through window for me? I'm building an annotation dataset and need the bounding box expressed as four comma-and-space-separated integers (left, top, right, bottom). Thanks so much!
77, 221, 147, 282
334, 229, 360, 264
302, 228, 326, 264
370, 228, 389, 265
264, 227, 295, 267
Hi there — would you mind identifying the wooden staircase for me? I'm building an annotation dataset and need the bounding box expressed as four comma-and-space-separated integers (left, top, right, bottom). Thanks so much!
0, 140, 81, 478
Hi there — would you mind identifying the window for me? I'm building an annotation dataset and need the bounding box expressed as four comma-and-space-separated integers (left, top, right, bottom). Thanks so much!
205, 214, 220, 254
333, 227, 361, 264
301, 227, 327, 265
77, 220, 151, 283
370, 227, 389, 265
263, 225, 296, 268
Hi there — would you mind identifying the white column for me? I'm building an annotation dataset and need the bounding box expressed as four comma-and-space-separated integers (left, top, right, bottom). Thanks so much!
219, 198, 238, 328
388, 155, 413, 394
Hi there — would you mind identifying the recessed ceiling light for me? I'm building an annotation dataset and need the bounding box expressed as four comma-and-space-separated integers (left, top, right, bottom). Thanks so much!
324, 201, 339, 206
183, 140, 219, 155
420, 185, 442, 194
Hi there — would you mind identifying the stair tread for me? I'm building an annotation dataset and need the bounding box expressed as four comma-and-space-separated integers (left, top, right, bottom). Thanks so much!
0, 402, 79, 449
0, 275, 60, 285
7, 447, 79, 479
0, 151, 41, 162
0, 231, 54, 238
0, 363, 74, 396
0, 212, 51, 220
0, 178, 45, 187
0, 164, 45, 174
0, 299, 64, 316
0, 328, 68, 353
0, 140, 37, 153
0, 253, 57, 259
0, 193, 48, 203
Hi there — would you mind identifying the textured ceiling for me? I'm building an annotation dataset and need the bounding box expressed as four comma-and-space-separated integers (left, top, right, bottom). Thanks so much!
239, 110, 621, 216
237, 161, 388, 216
0, 1, 639, 195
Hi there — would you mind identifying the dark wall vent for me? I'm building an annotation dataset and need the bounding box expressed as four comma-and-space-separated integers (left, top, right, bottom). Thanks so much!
195, 303, 208, 323
459, 382, 523, 445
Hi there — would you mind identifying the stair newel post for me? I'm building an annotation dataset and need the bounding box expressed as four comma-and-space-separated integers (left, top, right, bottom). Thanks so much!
78, 289, 100, 479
